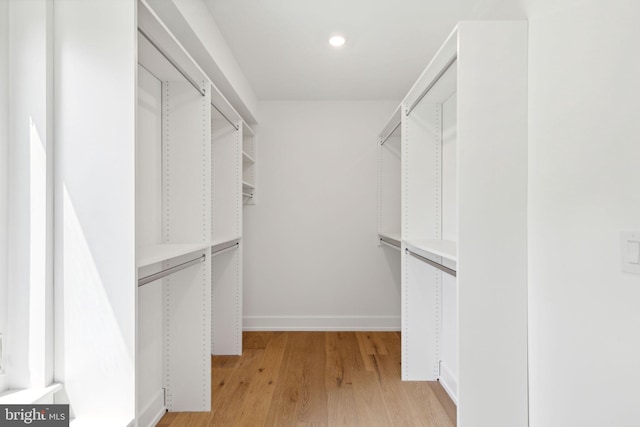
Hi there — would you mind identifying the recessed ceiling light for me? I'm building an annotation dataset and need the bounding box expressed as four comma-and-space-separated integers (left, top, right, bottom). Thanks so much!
329, 35, 346, 47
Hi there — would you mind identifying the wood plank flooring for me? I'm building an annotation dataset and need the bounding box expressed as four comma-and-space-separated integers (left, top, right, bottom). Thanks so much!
158, 331, 456, 427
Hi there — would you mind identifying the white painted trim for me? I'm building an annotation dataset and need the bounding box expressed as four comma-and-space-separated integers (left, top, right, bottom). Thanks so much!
137, 389, 166, 427
438, 362, 458, 405
243, 316, 400, 331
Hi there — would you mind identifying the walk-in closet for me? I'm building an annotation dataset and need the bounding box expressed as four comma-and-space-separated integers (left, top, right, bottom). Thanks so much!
1, 0, 639, 426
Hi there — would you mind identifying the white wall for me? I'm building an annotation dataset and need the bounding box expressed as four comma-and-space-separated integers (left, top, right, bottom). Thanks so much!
463, 0, 640, 425
243, 101, 401, 330
0, 0, 8, 391
54, 0, 136, 421
527, 2, 640, 425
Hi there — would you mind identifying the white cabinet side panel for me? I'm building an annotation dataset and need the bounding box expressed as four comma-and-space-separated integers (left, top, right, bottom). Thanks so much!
162, 80, 212, 244
441, 94, 457, 242
402, 250, 440, 380
54, 0, 136, 421
163, 253, 211, 411
456, 22, 528, 427
162, 80, 211, 411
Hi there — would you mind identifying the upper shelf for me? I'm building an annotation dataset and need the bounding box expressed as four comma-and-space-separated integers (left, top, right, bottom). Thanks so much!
405, 238, 457, 262
137, 242, 211, 268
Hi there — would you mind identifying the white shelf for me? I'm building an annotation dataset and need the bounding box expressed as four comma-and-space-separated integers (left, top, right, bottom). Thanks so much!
242, 151, 255, 164
405, 238, 457, 262
0, 383, 63, 404
242, 121, 255, 137
137, 243, 211, 268
242, 181, 255, 190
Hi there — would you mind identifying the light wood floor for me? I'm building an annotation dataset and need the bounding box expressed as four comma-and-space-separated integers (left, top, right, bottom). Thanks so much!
158, 331, 456, 426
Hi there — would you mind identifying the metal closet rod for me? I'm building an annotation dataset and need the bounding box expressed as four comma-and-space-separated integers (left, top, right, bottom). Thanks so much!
405, 248, 457, 277
242, 192, 254, 198
138, 254, 206, 287
406, 55, 457, 116
138, 28, 205, 97
380, 121, 401, 146
138, 28, 239, 131
212, 242, 239, 257
379, 237, 401, 251
211, 102, 239, 130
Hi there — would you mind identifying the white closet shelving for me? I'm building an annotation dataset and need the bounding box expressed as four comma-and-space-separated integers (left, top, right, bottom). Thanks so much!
210, 84, 244, 356
242, 122, 257, 202
398, 22, 528, 427
53, 0, 251, 423
136, 0, 213, 422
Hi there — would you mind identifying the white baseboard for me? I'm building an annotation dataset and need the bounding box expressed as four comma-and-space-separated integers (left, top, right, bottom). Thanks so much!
439, 361, 458, 405
243, 316, 401, 331
137, 389, 166, 427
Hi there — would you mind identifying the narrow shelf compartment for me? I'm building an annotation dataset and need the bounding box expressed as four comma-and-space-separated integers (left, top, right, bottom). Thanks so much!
137, 242, 211, 268
242, 151, 255, 164
405, 238, 457, 262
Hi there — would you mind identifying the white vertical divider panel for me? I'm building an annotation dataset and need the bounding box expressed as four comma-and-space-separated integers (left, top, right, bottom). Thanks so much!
53, 0, 136, 423
210, 109, 243, 355
439, 93, 458, 401
456, 22, 528, 427
162, 80, 212, 411
401, 100, 441, 380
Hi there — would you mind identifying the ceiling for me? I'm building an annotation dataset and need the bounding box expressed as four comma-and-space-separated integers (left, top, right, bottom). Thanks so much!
204, 0, 462, 101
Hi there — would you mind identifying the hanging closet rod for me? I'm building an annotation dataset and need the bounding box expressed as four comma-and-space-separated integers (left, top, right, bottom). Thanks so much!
242, 192, 254, 198
212, 242, 239, 257
138, 28, 205, 97
380, 121, 401, 146
405, 248, 457, 277
138, 254, 206, 287
211, 102, 239, 130
406, 55, 457, 116
379, 237, 401, 251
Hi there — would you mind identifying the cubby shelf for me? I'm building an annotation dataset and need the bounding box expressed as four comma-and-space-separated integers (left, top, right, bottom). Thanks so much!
242, 151, 255, 164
